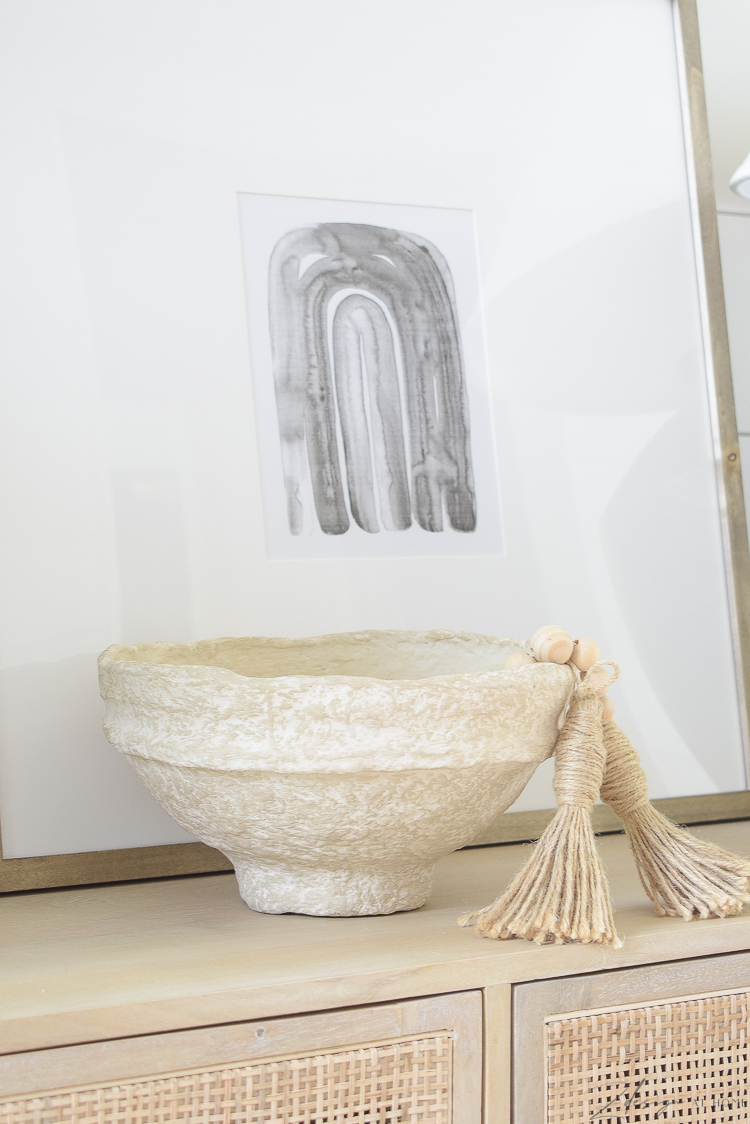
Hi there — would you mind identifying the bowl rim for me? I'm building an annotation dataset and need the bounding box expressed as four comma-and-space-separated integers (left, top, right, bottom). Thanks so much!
98, 628, 563, 687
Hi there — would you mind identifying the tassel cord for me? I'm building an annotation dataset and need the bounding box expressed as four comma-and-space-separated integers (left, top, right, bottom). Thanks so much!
601, 721, 750, 920
459, 644, 750, 946
459, 676, 622, 947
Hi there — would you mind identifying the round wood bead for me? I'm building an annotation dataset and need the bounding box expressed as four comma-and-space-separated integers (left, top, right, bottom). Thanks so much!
601, 695, 615, 723
571, 636, 601, 673
585, 665, 613, 695
504, 651, 536, 669
530, 625, 574, 664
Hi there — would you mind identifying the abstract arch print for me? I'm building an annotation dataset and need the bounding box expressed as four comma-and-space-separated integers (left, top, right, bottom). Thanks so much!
268, 224, 477, 537
239, 194, 504, 560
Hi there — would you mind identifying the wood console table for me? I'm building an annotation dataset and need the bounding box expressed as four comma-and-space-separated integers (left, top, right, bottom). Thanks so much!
2, 822, 749, 1122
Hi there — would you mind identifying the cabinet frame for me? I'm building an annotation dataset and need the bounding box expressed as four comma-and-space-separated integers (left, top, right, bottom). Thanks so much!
512, 950, 750, 1122
0, 991, 482, 1123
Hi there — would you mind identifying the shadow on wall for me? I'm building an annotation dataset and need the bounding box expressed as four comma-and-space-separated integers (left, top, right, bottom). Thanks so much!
493, 201, 745, 797
0, 654, 194, 859
0, 475, 198, 859
601, 408, 742, 792
111, 470, 192, 644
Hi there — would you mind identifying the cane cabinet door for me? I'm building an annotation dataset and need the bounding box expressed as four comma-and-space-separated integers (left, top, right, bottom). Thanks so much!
0, 992, 482, 1124
513, 951, 750, 1122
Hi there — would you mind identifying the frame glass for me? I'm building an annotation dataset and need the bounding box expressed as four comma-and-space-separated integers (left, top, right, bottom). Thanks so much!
1, 0, 748, 891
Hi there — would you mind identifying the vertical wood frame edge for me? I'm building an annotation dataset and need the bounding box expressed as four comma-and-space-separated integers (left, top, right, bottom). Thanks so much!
675, 0, 750, 781
482, 985, 511, 1124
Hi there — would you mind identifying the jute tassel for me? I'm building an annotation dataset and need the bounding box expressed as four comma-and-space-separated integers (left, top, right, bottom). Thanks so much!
601, 721, 750, 919
458, 664, 622, 946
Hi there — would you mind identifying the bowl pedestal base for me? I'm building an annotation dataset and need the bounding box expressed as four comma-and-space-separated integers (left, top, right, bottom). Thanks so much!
230, 857, 434, 917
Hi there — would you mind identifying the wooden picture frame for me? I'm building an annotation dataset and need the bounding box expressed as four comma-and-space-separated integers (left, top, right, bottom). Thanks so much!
2, 0, 749, 893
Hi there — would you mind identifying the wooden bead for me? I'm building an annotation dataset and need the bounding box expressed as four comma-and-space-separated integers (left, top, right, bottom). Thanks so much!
571, 636, 601, 673
601, 695, 615, 723
530, 625, 574, 664
504, 651, 536, 669
585, 665, 612, 695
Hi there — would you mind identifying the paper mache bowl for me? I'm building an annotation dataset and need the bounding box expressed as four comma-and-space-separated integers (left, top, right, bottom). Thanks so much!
98, 629, 576, 917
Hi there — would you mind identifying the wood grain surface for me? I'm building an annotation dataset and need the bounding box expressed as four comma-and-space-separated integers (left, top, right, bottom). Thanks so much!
2, 823, 750, 1056
0, 991, 482, 1121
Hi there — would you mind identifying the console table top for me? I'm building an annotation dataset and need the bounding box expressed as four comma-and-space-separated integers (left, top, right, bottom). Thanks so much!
2, 821, 750, 1053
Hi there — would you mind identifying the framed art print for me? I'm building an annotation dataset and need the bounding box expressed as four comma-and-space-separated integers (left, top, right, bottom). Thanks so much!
238, 193, 504, 560
1, 0, 749, 890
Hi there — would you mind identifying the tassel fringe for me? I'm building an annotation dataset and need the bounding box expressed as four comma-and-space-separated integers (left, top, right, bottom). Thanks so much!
459, 671, 622, 946
601, 721, 750, 920
458, 804, 621, 945
459, 648, 750, 947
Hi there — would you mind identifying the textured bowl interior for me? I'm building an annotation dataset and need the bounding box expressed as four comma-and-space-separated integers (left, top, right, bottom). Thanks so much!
103, 629, 525, 682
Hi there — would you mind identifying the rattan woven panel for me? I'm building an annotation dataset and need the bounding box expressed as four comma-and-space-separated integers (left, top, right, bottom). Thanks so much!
546, 990, 748, 1122
0, 1034, 452, 1124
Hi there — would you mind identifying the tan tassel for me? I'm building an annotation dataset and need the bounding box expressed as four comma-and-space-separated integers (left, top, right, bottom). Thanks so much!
601, 721, 750, 920
458, 665, 621, 946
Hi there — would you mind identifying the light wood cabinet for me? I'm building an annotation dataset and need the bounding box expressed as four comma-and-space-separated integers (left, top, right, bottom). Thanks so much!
3, 824, 750, 1123
514, 950, 750, 1122
0, 994, 481, 1124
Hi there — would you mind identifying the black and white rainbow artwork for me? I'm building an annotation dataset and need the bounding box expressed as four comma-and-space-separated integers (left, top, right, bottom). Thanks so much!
239, 195, 503, 560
